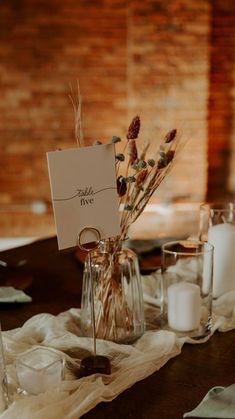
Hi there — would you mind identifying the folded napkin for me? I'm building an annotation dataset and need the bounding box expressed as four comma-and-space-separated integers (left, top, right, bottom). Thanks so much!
0, 287, 32, 303
183, 384, 235, 418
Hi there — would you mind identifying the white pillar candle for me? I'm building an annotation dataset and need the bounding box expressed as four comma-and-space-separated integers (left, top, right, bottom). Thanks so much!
208, 223, 235, 298
167, 282, 201, 332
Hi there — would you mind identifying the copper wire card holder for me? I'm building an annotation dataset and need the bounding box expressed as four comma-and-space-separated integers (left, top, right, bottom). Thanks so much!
78, 227, 111, 376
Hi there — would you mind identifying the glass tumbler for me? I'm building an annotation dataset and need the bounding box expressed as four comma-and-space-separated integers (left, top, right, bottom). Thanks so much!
161, 240, 214, 339
200, 202, 235, 298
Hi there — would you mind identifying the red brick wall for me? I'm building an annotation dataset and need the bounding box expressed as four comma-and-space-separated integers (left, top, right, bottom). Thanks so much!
0, 0, 234, 237
207, 0, 235, 200
128, 0, 210, 202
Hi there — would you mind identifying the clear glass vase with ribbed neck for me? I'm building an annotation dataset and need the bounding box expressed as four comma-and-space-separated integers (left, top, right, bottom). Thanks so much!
81, 237, 145, 344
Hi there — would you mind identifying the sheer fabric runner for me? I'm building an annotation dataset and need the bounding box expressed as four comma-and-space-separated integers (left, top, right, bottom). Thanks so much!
0, 282, 234, 419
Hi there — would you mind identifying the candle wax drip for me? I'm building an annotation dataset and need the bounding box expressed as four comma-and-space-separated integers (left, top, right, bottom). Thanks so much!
80, 355, 111, 377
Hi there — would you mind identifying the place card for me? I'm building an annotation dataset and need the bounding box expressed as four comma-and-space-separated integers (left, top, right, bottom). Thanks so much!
47, 144, 120, 250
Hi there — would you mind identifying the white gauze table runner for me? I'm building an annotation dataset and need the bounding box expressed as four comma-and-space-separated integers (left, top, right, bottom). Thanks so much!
0, 276, 235, 419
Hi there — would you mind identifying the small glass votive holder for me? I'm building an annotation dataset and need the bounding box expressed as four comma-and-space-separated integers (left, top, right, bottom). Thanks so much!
200, 202, 235, 298
160, 240, 214, 339
16, 347, 64, 395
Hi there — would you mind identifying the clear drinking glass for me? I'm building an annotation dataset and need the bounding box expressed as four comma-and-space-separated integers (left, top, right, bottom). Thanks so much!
16, 347, 64, 395
81, 238, 145, 344
161, 240, 214, 339
200, 202, 235, 298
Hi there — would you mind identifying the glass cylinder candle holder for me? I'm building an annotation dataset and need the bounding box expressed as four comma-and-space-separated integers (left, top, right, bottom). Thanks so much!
16, 347, 64, 395
200, 202, 235, 298
161, 240, 214, 339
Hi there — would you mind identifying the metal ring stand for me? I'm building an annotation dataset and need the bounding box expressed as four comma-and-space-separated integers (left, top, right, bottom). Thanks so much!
78, 227, 101, 358
78, 227, 111, 376
77, 226, 101, 252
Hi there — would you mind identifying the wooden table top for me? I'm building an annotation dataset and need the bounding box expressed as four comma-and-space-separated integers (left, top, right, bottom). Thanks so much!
0, 236, 234, 419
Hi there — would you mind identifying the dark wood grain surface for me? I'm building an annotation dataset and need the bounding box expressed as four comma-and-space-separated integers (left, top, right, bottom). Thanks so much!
0, 237, 234, 419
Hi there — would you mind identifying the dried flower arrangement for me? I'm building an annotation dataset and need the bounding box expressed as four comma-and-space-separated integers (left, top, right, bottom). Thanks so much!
70, 84, 184, 342
70, 84, 182, 244
115, 117, 180, 241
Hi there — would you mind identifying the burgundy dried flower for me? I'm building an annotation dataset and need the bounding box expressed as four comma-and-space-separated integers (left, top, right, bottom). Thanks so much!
117, 176, 127, 197
136, 168, 148, 185
128, 139, 138, 165
165, 129, 177, 143
166, 150, 175, 163
157, 159, 165, 169
127, 116, 140, 140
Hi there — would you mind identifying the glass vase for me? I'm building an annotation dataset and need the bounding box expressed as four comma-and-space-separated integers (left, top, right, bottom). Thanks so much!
81, 237, 145, 344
